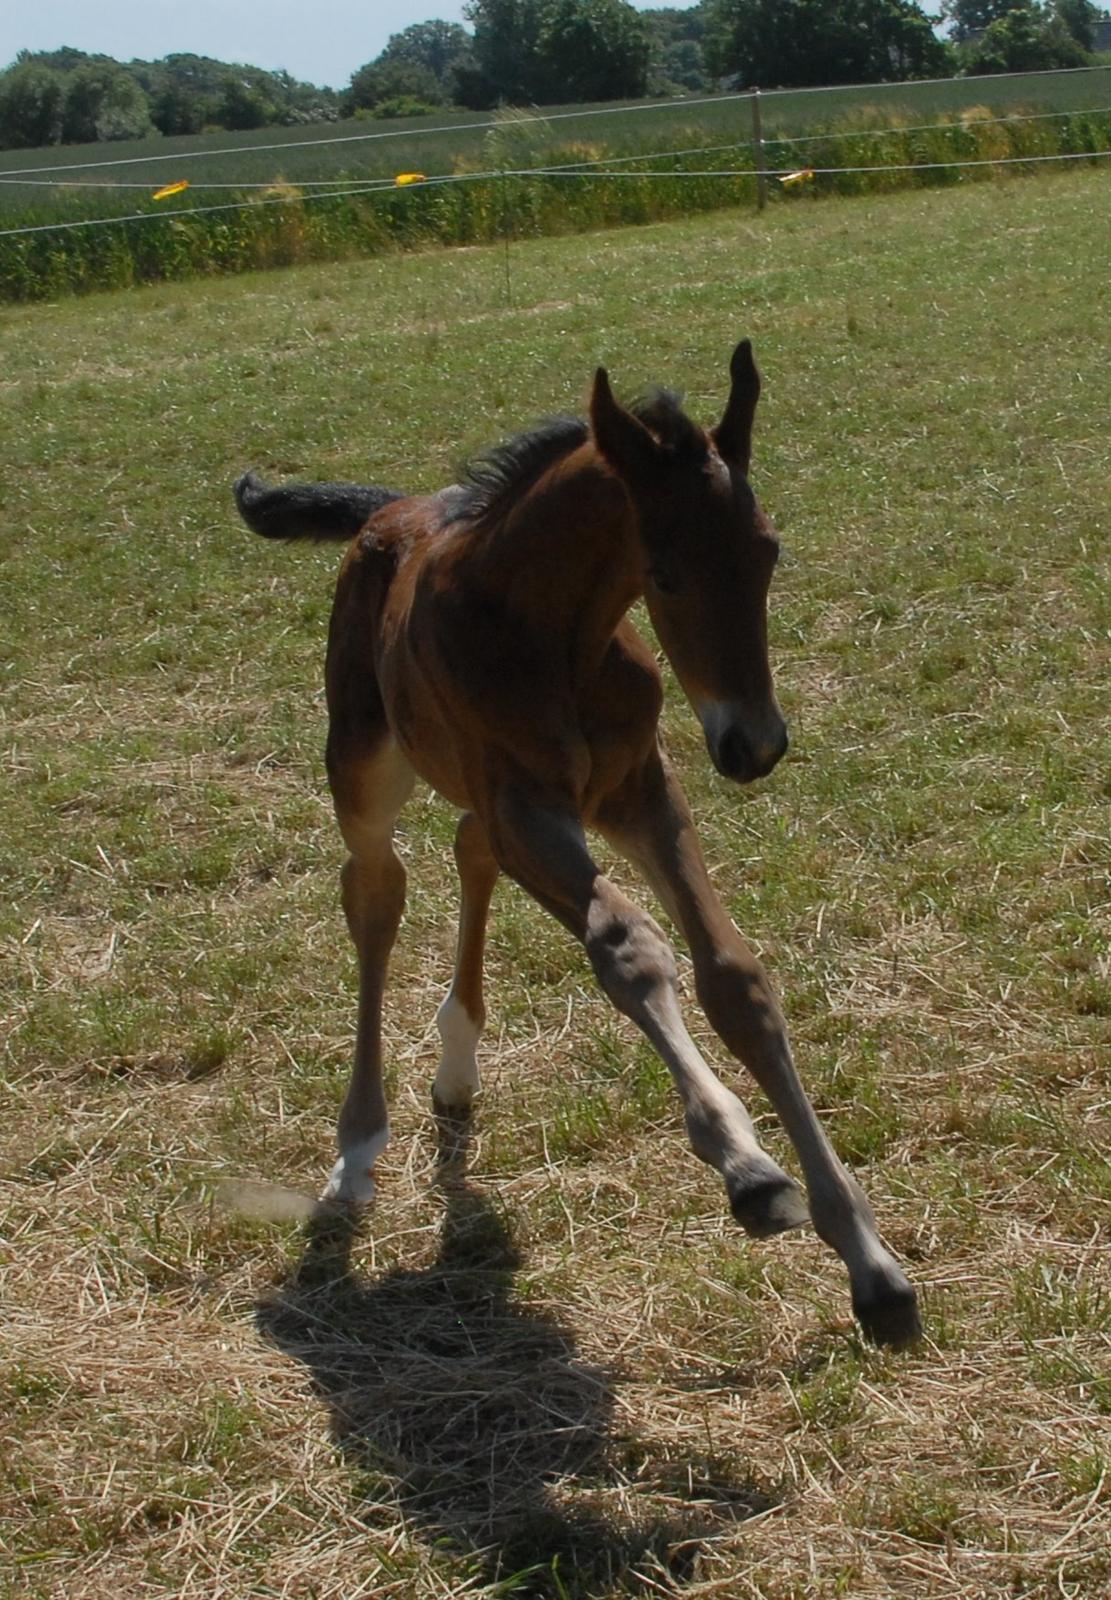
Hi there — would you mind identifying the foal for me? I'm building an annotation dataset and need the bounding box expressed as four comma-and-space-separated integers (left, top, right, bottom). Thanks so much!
235, 342, 921, 1347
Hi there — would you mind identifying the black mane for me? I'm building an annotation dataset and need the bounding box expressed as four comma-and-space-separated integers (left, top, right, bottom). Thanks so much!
629, 388, 709, 461
443, 414, 590, 527
440, 390, 708, 530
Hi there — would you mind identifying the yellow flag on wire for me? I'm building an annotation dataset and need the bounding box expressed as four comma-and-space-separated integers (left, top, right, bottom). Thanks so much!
395, 172, 426, 186
153, 180, 190, 200
779, 168, 814, 188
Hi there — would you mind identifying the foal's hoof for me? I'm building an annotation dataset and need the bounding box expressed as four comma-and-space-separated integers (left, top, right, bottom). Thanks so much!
853, 1278, 923, 1349
321, 1134, 386, 1209
432, 1092, 474, 1127
320, 1169, 376, 1209
727, 1174, 810, 1238
432, 1092, 474, 1167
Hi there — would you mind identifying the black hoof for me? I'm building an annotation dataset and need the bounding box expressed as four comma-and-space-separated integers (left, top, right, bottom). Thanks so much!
728, 1175, 810, 1238
853, 1280, 923, 1348
432, 1092, 473, 1169
432, 1092, 473, 1126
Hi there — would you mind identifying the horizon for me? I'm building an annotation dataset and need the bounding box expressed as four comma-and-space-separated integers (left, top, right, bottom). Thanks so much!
0, 1, 700, 93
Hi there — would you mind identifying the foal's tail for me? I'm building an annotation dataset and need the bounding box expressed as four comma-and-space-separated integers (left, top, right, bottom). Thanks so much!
234, 471, 405, 543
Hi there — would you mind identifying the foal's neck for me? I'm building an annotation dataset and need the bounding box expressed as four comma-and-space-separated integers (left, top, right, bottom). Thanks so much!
469, 446, 644, 678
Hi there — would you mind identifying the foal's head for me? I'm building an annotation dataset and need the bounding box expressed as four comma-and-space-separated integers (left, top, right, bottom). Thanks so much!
590, 341, 787, 784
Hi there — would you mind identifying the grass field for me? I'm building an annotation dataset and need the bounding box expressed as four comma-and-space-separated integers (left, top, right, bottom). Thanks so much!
1, 169, 1109, 1598
1, 65, 1110, 303
3, 65, 1109, 192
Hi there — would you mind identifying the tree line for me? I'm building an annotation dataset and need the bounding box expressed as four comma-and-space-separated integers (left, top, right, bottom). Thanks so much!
1, 0, 1107, 152
0, 48, 341, 149
343, 0, 1108, 112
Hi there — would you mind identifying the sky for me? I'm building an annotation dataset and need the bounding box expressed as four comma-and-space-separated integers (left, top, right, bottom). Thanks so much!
1, 1, 696, 91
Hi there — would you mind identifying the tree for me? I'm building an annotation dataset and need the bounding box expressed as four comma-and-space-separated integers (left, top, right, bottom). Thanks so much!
62, 63, 155, 143
941, 0, 1025, 40
641, 4, 708, 46
963, 0, 1090, 66
462, 0, 550, 103
1052, 0, 1100, 47
657, 38, 711, 90
642, 6, 710, 93
0, 62, 66, 147
704, 0, 951, 87
347, 20, 474, 112
945, 0, 1100, 57
348, 57, 447, 111
461, 0, 651, 105
133, 52, 339, 134
18, 46, 100, 74
218, 77, 274, 130
539, 0, 651, 100
149, 80, 207, 136
376, 20, 473, 84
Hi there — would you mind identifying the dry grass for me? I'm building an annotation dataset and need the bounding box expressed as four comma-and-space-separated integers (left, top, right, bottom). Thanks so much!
2, 171, 1109, 1597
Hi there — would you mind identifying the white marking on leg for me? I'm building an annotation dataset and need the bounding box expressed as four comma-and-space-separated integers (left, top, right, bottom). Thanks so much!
321, 1125, 389, 1206
433, 994, 481, 1109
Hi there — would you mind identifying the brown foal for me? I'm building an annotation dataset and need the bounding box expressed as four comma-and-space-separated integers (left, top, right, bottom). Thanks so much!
235, 341, 921, 1346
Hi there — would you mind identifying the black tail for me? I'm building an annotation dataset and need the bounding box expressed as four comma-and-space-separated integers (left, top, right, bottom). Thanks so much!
234, 471, 406, 543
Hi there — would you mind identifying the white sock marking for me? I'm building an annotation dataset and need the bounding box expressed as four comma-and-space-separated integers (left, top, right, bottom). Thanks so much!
321, 1126, 389, 1205
433, 994, 481, 1106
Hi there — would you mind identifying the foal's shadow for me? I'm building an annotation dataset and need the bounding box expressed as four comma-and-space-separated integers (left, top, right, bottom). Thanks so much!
257, 1124, 775, 1595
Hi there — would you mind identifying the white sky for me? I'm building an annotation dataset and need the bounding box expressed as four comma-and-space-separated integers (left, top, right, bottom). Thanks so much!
1, 1, 697, 91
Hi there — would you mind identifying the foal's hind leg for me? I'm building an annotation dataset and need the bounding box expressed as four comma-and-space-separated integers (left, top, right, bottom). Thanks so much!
433, 812, 500, 1120
323, 736, 415, 1205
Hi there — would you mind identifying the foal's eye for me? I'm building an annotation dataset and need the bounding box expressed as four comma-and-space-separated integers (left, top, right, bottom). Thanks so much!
649, 565, 681, 595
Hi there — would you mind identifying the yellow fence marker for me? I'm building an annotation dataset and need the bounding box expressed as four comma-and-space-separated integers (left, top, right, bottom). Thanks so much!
152, 180, 190, 200
395, 172, 426, 186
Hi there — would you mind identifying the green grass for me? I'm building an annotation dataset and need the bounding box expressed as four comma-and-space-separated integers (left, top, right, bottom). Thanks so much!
1, 65, 1109, 301
1, 172, 1109, 1597
3, 65, 1108, 188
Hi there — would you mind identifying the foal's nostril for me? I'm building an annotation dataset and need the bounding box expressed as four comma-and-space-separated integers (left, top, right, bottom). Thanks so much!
714, 725, 756, 782
753, 725, 788, 777
712, 722, 788, 782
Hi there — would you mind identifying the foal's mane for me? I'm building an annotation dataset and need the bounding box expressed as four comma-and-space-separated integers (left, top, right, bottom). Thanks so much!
628, 388, 709, 461
444, 415, 589, 527
442, 389, 708, 530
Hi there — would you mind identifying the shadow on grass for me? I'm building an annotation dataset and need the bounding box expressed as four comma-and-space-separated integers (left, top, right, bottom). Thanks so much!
256, 1122, 778, 1597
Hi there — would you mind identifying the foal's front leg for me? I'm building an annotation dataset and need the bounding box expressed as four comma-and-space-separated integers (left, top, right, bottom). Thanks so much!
486, 793, 808, 1238
597, 751, 920, 1347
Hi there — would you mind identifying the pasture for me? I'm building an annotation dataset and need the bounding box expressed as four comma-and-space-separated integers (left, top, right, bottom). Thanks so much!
1, 66, 1110, 303
2, 169, 1109, 1598
2, 66, 1108, 190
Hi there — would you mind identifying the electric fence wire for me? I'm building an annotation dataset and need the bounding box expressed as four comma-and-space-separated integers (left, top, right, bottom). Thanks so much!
3, 102, 1109, 193
2, 144, 1109, 241
1, 59, 1108, 243
0, 60, 1108, 180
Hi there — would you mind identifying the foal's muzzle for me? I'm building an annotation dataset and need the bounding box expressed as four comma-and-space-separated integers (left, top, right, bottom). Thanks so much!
704, 712, 789, 784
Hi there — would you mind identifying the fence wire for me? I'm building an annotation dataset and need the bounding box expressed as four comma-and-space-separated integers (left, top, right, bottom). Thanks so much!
1, 62, 1108, 181
1, 64, 1108, 246
4, 103, 1109, 195
1, 145, 1108, 242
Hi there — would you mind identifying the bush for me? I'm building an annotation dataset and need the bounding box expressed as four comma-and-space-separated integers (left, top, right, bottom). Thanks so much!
374, 96, 444, 120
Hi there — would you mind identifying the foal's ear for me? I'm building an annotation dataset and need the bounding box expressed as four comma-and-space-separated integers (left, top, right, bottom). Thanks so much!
713, 338, 761, 475
590, 367, 661, 481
